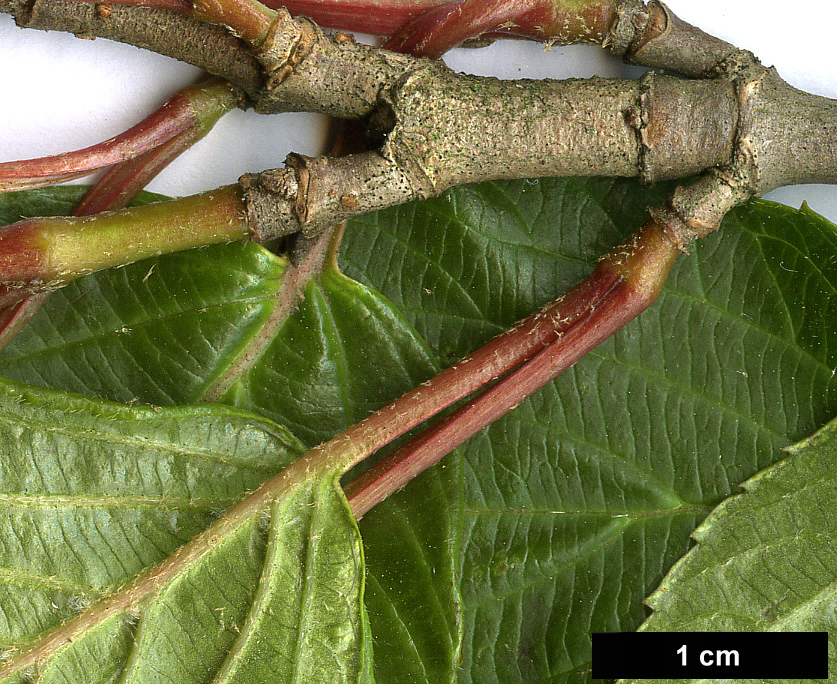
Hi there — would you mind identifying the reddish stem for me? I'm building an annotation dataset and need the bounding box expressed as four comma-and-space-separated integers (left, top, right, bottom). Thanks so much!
344, 220, 680, 516
287, 0, 618, 47
384, 0, 578, 57
74, 78, 236, 215
302, 230, 628, 479
0, 79, 236, 193
51, 0, 618, 44
0, 291, 52, 353
0, 79, 236, 350
266, 0, 453, 35
385, 0, 525, 57
54, 0, 448, 33
74, 128, 207, 215
0, 100, 188, 193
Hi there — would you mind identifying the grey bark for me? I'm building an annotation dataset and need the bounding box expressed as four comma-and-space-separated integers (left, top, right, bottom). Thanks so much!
3, 0, 837, 249
7, 0, 263, 95
608, 0, 740, 77
242, 66, 741, 241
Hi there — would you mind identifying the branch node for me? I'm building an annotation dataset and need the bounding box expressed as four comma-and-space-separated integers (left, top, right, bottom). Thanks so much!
651, 141, 758, 252
239, 166, 300, 242
606, 0, 649, 56
634, 71, 739, 184
252, 8, 315, 91
285, 152, 312, 226
715, 50, 772, 194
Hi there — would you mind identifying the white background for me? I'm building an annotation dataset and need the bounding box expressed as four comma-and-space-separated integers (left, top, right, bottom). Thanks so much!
1, 0, 835, 221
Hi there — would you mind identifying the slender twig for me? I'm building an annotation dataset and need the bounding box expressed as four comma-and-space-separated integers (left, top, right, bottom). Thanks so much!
0, 78, 238, 193
385, 0, 619, 57
0, 78, 238, 349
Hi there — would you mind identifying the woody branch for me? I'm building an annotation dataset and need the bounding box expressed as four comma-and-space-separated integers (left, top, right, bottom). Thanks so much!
0, 1, 836, 288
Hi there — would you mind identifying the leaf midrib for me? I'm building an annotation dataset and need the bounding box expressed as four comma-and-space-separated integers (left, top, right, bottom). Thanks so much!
0, 493, 234, 510
462, 509, 702, 613
462, 505, 712, 519
0, 412, 280, 472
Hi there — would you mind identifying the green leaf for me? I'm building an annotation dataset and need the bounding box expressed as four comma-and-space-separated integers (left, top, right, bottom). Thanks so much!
0, 189, 441, 446
0, 186, 458, 684
3, 181, 837, 684
0, 376, 303, 646
220, 266, 440, 446
212, 476, 370, 684
0, 376, 371, 684
342, 181, 837, 683
340, 176, 673, 363
619, 415, 837, 684
358, 462, 462, 683
214, 266, 462, 684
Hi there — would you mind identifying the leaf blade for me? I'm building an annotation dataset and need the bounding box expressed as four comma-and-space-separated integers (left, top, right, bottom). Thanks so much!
343, 179, 837, 683
0, 185, 460, 684
5, 180, 837, 683
0, 377, 371, 684
618, 416, 837, 684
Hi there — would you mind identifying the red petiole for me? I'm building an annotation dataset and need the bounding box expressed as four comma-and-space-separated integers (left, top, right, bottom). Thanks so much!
0, 79, 237, 193
0, 78, 238, 350
341, 221, 679, 515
